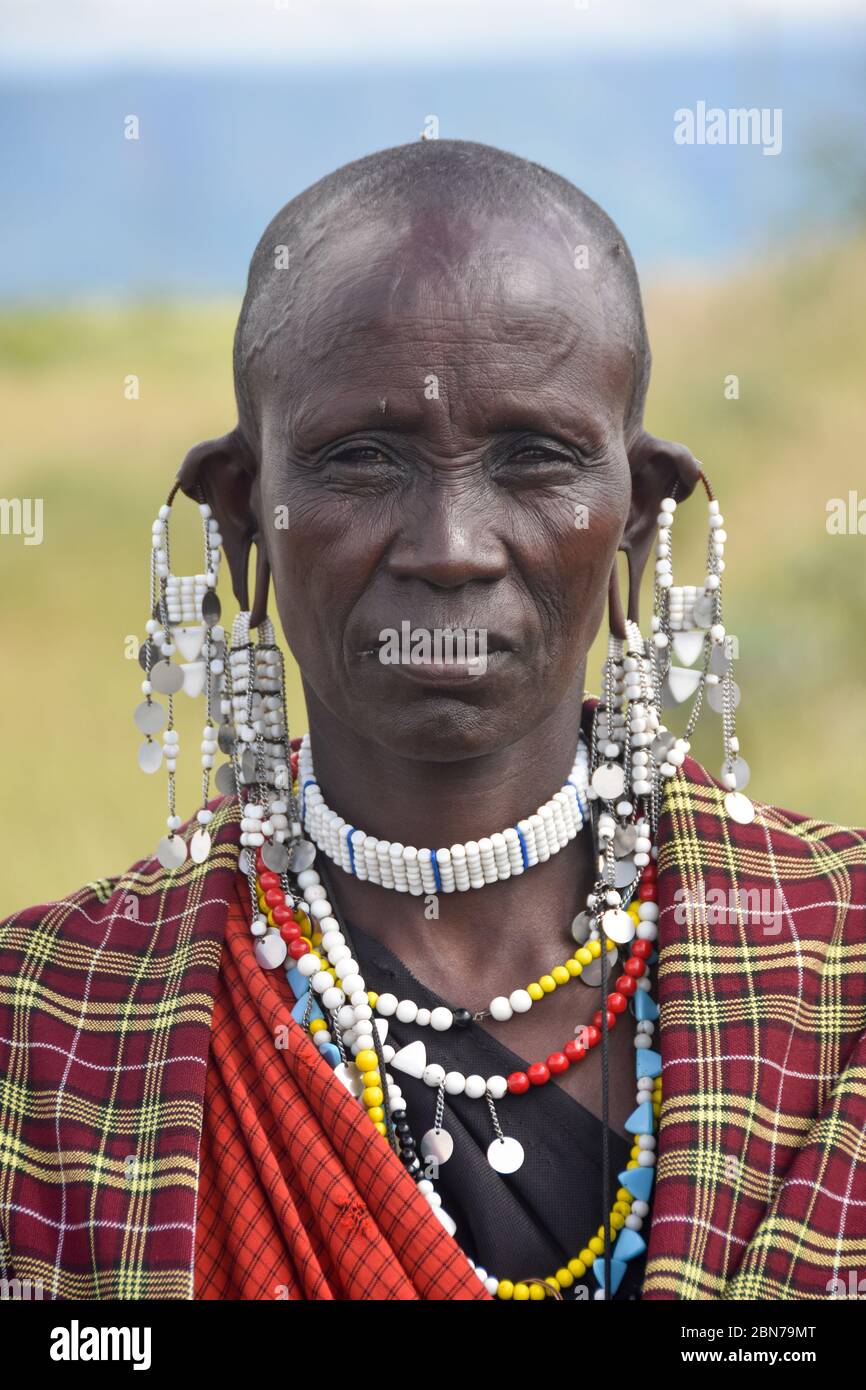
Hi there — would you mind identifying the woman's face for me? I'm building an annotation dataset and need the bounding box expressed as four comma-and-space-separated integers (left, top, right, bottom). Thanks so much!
244, 204, 638, 761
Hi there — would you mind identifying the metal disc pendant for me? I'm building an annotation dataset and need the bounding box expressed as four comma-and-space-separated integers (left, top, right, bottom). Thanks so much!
613, 824, 637, 857
421, 1128, 454, 1165
591, 761, 626, 802
262, 839, 290, 873
602, 907, 636, 944
215, 761, 237, 794
238, 849, 251, 876
240, 748, 258, 783
134, 698, 166, 735
217, 721, 236, 754
570, 910, 593, 945
725, 791, 755, 824
138, 638, 159, 671
201, 590, 221, 627
707, 678, 740, 714
651, 730, 676, 763
580, 944, 618, 986
614, 856, 637, 889
150, 659, 184, 695
190, 828, 211, 863
692, 593, 716, 629
156, 834, 187, 870
487, 1135, 525, 1174
710, 643, 731, 677
722, 755, 751, 790
289, 838, 317, 872
138, 739, 162, 774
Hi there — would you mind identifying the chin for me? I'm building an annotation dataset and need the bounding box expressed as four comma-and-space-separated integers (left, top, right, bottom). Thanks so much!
344, 657, 549, 762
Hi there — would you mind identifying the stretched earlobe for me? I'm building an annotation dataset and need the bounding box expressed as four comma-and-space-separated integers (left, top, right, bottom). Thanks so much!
176, 427, 268, 619
621, 430, 702, 621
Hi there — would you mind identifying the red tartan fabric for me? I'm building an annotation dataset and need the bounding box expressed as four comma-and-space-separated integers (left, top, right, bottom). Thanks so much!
193, 873, 489, 1301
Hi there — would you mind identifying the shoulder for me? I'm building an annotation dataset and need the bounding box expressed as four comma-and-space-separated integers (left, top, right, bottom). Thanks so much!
0, 793, 242, 1006
665, 750, 866, 941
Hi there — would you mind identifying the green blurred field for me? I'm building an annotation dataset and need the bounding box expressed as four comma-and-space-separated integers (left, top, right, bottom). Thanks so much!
1, 240, 865, 914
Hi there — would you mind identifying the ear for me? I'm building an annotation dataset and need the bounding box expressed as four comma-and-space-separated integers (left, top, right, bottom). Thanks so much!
608, 431, 703, 638
176, 427, 271, 628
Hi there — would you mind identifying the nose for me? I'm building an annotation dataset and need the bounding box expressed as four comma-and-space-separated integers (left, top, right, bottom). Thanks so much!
385, 481, 509, 589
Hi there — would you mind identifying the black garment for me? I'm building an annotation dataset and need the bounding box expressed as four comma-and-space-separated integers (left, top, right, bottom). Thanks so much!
346, 917, 648, 1301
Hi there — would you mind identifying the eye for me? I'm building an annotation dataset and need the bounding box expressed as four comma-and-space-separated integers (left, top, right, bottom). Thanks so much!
493, 434, 585, 483
327, 443, 391, 466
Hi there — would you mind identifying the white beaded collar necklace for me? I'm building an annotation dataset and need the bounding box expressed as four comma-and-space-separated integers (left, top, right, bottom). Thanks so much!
296, 731, 590, 893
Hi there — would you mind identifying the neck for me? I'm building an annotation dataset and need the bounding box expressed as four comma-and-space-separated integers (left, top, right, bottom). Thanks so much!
301, 677, 598, 989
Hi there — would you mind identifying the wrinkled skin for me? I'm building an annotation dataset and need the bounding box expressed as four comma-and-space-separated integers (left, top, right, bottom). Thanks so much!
178, 191, 700, 1133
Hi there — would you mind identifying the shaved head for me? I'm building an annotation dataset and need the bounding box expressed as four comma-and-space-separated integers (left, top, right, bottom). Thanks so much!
233, 139, 651, 443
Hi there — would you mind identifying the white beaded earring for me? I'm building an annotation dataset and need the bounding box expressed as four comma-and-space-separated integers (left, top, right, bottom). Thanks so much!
135, 482, 226, 869
649, 467, 754, 825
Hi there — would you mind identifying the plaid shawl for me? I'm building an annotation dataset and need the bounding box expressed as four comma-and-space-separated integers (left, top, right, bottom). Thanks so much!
1, 716, 865, 1300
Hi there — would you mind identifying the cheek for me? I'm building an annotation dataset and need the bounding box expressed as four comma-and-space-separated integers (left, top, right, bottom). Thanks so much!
258, 466, 383, 667
512, 467, 630, 645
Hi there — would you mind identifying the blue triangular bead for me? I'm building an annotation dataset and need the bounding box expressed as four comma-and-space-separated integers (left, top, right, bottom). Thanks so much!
592, 1257, 627, 1295
292, 992, 323, 1027
636, 1047, 662, 1079
286, 966, 309, 1000
624, 1100, 655, 1134
633, 990, 659, 1022
618, 1166, 654, 1201
613, 1227, 647, 1262
317, 1043, 341, 1068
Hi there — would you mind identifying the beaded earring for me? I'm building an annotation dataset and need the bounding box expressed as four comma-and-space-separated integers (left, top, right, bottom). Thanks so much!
134, 482, 225, 869
648, 468, 754, 825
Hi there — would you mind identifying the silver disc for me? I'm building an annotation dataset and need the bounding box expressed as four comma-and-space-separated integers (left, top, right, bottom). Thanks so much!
217, 721, 236, 754
190, 828, 211, 863
602, 907, 636, 944
613, 824, 637, 857
150, 659, 184, 695
238, 849, 251, 876
138, 638, 159, 671
137, 739, 162, 774
692, 593, 716, 629
591, 762, 626, 802
614, 856, 637, 889
707, 678, 740, 714
487, 1135, 525, 1174
725, 790, 756, 825
156, 834, 187, 870
240, 748, 258, 783
570, 910, 593, 945
201, 590, 221, 627
723, 755, 751, 790
580, 944, 619, 986
651, 730, 676, 762
421, 1128, 454, 1164
215, 761, 237, 794
710, 643, 730, 677
289, 838, 317, 872
134, 698, 166, 735
262, 840, 290, 873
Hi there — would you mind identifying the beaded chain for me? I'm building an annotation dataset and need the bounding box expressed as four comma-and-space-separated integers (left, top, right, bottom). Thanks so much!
246, 737, 662, 1302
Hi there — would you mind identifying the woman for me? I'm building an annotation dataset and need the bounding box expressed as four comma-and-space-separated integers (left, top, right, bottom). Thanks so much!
1, 140, 864, 1302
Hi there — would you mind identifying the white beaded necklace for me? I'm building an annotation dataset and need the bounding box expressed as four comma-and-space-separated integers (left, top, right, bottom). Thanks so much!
296, 732, 590, 893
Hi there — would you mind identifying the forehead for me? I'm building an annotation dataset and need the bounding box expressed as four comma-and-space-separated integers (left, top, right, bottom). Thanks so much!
249, 206, 636, 449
